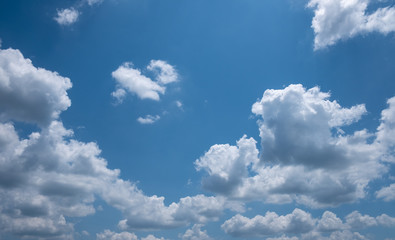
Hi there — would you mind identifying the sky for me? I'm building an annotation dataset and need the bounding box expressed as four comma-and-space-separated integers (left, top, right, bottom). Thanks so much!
1, 0, 395, 239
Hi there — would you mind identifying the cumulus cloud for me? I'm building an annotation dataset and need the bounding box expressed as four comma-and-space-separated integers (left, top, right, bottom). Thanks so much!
0, 46, 225, 239
137, 115, 160, 124
376, 183, 395, 201
54, 8, 79, 26
222, 209, 395, 239
97, 230, 138, 240
147, 60, 178, 85
222, 209, 316, 238
195, 135, 259, 195
197, 84, 394, 207
179, 224, 213, 240
308, 0, 395, 49
111, 61, 178, 102
0, 48, 72, 126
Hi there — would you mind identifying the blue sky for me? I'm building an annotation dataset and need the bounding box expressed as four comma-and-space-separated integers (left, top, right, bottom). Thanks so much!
1, 0, 395, 239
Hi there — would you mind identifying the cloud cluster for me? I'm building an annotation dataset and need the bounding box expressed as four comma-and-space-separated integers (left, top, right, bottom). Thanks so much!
179, 224, 213, 240
112, 61, 178, 102
54, 0, 104, 26
308, 0, 395, 49
222, 208, 395, 239
54, 8, 80, 26
196, 84, 394, 207
0, 47, 222, 239
96, 230, 165, 240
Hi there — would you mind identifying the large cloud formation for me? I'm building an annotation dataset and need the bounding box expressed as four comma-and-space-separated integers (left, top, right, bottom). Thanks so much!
222, 208, 395, 239
0, 47, 224, 239
196, 84, 395, 207
308, 0, 395, 49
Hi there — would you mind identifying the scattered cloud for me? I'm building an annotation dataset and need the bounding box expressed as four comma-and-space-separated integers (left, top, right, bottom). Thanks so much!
308, 0, 395, 49
97, 230, 138, 240
112, 62, 165, 101
222, 208, 316, 238
176, 100, 183, 109
179, 224, 213, 240
147, 60, 179, 85
54, 8, 79, 26
112, 61, 178, 102
196, 84, 395, 207
222, 209, 395, 239
137, 115, 160, 124
0, 46, 225, 239
0, 48, 72, 126
86, 0, 104, 6
376, 183, 395, 201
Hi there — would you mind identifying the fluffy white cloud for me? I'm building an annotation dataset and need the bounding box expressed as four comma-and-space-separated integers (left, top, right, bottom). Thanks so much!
195, 135, 259, 195
112, 62, 165, 101
376, 183, 395, 201
147, 60, 178, 85
222, 209, 395, 239
137, 115, 160, 124
308, 0, 395, 49
0, 48, 72, 126
317, 211, 345, 232
222, 209, 316, 237
112, 61, 178, 102
97, 230, 138, 240
54, 8, 79, 26
179, 224, 213, 240
0, 46, 225, 239
197, 84, 393, 207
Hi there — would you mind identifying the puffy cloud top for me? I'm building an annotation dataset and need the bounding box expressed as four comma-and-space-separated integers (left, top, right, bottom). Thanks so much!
308, 0, 395, 49
0, 48, 72, 126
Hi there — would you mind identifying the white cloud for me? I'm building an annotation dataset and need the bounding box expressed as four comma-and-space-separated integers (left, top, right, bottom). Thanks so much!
0, 48, 72, 126
112, 61, 178, 102
196, 84, 395, 207
176, 100, 183, 108
180, 224, 213, 240
141, 235, 165, 240
317, 211, 345, 232
147, 60, 178, 85
195, 135, 259, 195
0, 46, 226, 239
86, 0, 104, 6
376, 183, 395, 201
308, 0, 395, 49
222, 209, 395, 239
54, 8, 79, 26
137, 115, 160, 124
222, 208, 316, 238
195, 85, 394, 207
97, 230, 138, 240
112, 62, 165, 101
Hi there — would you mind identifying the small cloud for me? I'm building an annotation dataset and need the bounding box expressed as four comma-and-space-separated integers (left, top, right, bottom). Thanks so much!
54, 8, 79, 26
86, 0, 103, 6
147, 60, 178, 84
137, 115, 160, 124
112, 88, 127, 104
175, 100, 183, 109
81, 230, 89, 236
